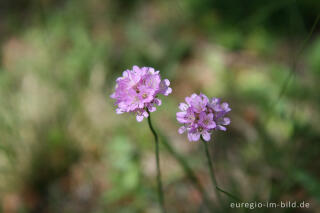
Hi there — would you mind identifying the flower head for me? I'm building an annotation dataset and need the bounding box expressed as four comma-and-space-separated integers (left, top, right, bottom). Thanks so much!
177, 93, 231, 142
111, 66, 172, 122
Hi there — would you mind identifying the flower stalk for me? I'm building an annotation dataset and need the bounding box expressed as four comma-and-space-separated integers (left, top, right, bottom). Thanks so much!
201, 137, 222, 204
201, 137, 240, 203
159, 131, 214, 211
147, 111, 166, 213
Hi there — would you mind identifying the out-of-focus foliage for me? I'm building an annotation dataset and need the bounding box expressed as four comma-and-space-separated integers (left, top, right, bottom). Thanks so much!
0, 0, 320, 212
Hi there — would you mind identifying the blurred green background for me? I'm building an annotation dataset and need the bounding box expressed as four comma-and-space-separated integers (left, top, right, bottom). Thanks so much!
0, 0, 320, 212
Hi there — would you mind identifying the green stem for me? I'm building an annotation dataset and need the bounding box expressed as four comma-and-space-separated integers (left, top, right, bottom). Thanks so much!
201, 137, 240, 202
147, 112, 166, 213
159, 133, 214, 211
202, 138, 223, 204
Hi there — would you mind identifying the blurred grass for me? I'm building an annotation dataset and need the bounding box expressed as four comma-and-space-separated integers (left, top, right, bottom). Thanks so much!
0, 0, 320, 212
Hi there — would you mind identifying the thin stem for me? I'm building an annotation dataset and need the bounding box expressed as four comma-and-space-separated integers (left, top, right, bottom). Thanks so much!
147, 112, 166, 213
201, 137, 240, 202
270, 14, 320, 113
202, 138, 223, 204
159, 132, 214, 211
216, 186, 240, 202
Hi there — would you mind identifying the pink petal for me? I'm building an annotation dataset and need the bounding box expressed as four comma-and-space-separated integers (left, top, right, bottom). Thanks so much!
136, 115, 144, 122
179, 103, 188, 111
164, 79, 170, 86
202, 131, 211, 141
178, 126, 186, 134
116, 108, 124, 114
192, 133, 201, 141
217, 125, 226, 131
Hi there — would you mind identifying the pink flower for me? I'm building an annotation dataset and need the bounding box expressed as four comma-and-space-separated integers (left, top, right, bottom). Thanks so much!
111, 66, 172, 122
177, 93, 231, 142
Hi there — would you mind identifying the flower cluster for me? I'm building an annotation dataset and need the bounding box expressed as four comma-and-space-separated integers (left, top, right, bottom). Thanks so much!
176, 93, 231, 142
110, 66, 172, 122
